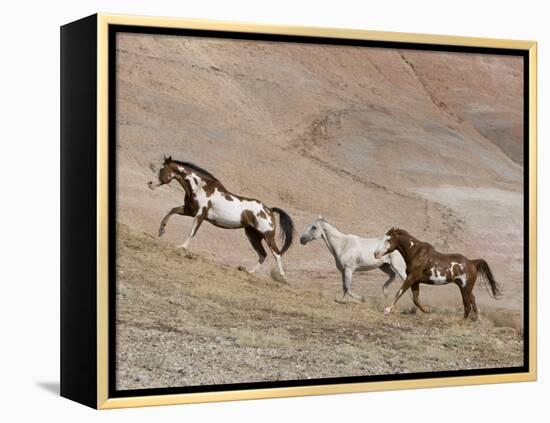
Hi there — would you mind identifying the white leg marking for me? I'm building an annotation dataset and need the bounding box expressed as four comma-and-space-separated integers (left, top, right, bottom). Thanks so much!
177, 217, 199, 249
274, 253, 285, 278
249, 261, 262, 273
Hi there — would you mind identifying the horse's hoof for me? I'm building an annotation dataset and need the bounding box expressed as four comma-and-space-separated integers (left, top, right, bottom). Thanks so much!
176, 244, 188, 250
383, 307, 392, 315
361, 296, 366, 303
383, 288, 388, 298
237, 265, 247, 272
158, 228, 165, 237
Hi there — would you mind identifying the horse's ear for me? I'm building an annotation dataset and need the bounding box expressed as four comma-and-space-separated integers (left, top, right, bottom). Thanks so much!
318, 214, 325, 221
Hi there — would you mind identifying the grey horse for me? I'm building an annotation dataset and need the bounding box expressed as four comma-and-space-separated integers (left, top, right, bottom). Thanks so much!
300, 216, 407, 302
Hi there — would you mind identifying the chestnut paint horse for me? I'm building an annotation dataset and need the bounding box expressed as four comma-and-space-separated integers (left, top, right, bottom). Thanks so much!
148, 156, 294, 281
374, 227, 501, 319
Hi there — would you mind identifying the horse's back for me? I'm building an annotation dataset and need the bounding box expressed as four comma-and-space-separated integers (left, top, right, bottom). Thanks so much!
435, 251, 469, 264
348, 235, 386, 266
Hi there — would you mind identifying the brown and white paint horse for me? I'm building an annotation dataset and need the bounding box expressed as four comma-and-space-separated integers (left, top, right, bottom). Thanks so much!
148, 156, 295, 281
374, 227, 501, 319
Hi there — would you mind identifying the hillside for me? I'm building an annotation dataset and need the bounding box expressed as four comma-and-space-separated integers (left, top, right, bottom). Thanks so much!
116, 225, 523, 389
114, 33, 525, 388
115, 32, 524, 317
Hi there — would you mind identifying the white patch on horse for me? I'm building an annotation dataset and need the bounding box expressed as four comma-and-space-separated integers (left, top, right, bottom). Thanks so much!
197, 188, 272, 232
257, 208, 274, 229
410, 240, 415, 247
448, 262, 467, 286
384, 235, 391, 254
179, 168, 203, 193
190, 172, 204, 192
450, 262, 459, 272
429, 267, 447, 285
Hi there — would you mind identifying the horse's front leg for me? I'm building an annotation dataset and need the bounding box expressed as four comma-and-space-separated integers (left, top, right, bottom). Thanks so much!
158, 206, 186, 237
176, 215, 204, 249
340, 267, 364, 303
384, 276, 415, 315
411, 282, 431, 313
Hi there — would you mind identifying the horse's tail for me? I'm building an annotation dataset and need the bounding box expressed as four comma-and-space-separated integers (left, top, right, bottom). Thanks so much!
271, 207, 295, 255
473, 259, 502, 299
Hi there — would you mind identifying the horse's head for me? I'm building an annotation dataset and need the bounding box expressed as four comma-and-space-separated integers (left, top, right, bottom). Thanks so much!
148, 156, 176, 190
299, 215, 326, 245
374, 227, 400, 259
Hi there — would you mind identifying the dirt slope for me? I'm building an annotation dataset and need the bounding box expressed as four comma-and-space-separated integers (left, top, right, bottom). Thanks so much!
113, 33, 525, 388
115, 33, 524, 316
117, 225, 523, 390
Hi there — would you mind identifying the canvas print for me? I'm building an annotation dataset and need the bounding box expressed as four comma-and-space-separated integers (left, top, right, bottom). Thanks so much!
114, 31, 525, 391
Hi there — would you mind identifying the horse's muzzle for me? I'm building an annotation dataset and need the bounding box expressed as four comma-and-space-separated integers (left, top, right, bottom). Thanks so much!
147, 181, 158, 190
299, 236, 308, 245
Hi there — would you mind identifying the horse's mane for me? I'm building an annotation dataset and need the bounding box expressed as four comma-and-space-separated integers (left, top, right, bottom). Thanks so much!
392, 228, 409, 236
389, 227, 413, 239
171, 160, 219, 181
391, 227, 427, 246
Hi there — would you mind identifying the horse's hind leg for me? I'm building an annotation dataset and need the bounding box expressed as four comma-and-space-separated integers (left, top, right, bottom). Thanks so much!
264, 232, 287, 282
411, 282, 430, 313
460, 286, 472, 319
470, 293, 479, 321
158, 206, 186, 237
244, 227, 267, 273
379, 263, 396, 297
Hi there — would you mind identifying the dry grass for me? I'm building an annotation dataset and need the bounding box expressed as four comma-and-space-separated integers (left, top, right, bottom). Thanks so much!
228, 327, 292, 348
116, 224, 524, 389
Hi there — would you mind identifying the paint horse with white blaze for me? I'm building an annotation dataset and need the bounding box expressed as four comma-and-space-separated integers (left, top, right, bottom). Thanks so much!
148, 156, 295, 281
299, 216, 407, 302
374, 227, 502, 319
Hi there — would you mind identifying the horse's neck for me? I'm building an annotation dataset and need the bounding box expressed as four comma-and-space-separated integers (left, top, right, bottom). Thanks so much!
396, 233, 420, 264
395, 243, 410, 265
173, 173, 196, 196
321, 223, 347, 258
